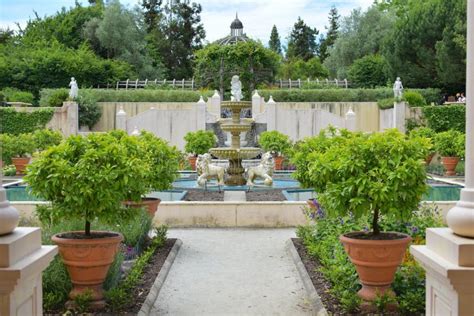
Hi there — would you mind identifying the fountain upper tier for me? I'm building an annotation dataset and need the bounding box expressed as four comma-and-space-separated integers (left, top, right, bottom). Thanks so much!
209, 147, 261, 160
221, 101, 252, 123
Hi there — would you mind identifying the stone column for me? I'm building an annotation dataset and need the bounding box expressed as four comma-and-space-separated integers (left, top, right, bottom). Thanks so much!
195, 96, 207, 130
393, 100, 406, 134
116, 106, 127, 130
210, 90, 221, 117
64, 101, 78, 136
411, 2, 474, 315
345, 107, 356, 131
252, 90, 262, 117
266, 96, 277, 131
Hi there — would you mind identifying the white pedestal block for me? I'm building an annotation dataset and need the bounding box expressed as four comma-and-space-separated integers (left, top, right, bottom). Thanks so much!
393, 101, 406, 134
0, 227, 57, 316
411, 228, 474, 316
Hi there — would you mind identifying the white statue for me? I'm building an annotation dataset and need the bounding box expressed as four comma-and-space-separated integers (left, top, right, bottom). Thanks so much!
196, 153, 225, 187
69, 77, 79, 99
393, 77, 403, 99
246, 152, 274, 186
231, 75, 243, 101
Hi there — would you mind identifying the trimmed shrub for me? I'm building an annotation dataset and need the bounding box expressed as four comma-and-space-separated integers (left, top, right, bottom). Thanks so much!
77, 92, 101, 129
258, 88, 440, 103
377, 98, 394, 109
1, 87, 34, 104
184, 130, 217, 155
422, 105, 465, 133
348, 55, 389, 88
0, 107, 54, 134
39, 89, 70, 107
258, 130, 292, 155
403, 91, 427, 107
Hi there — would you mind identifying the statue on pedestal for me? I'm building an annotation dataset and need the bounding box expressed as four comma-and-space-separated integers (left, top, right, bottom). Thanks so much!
231, 75, 243, 102
393, 77, 403, 100
69, 77, 79, 99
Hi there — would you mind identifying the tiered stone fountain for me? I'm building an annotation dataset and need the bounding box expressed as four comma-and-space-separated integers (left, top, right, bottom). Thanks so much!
209, 77, 261, 185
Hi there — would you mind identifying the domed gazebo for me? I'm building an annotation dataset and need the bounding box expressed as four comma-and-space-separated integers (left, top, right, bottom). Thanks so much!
216, 13, 251, 45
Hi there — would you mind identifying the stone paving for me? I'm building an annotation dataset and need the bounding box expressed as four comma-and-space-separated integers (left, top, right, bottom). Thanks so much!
150, 228, 315, 315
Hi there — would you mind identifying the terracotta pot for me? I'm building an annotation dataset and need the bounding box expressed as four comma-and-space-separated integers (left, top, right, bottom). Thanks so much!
441, 156, 460, 176
340, 232, 411, 302
425, 153, 435, 165
11, 157, 30, 175
123, 197, 161, 217
52, 231, 123, 309
188, 156, 197, 171
274, 156, 284, 170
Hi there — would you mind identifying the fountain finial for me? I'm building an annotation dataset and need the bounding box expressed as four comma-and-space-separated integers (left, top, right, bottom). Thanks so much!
231, 75, 243, 102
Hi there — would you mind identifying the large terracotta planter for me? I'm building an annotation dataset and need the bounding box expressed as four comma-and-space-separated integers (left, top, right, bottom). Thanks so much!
11, 157, 30, 175
123, 197, 161, 217
340, 232, 411, 301
441, 156, 460, 176
52, 231, 123, 309
274, 156, 284, 170
188, 156, 197, 171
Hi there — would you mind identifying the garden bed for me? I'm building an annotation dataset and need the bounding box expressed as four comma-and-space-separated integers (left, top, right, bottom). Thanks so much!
183, 189, 224, 201
246, 189, 286, 201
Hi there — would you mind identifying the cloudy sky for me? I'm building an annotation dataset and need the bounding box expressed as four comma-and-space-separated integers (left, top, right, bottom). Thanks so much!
0, 0, 373, 44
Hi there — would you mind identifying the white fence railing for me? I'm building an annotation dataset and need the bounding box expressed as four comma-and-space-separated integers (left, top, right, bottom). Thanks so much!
277, 78, 350, 89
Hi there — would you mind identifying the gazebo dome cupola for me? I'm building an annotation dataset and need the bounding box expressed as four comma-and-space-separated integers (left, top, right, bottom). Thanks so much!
230, 13, 243, 37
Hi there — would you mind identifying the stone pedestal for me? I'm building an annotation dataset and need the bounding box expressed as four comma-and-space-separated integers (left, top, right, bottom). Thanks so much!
410, 228, 474, 316
393, 101, 406, 134
0, 227, 57, 316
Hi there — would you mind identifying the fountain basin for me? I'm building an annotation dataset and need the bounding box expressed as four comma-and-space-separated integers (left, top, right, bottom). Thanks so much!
220, 123, 251, 133
209, 147, 261, 160
221, 101, 252, 112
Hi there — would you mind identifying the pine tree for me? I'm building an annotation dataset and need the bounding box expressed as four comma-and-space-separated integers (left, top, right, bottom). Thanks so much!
286, 17, 318, 61
319, 6, 340, 62
268, 25, 282, 55
141, 0, 163, 32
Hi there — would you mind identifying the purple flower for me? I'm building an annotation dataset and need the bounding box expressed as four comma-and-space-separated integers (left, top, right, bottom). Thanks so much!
411, 226, 419, 234
363, 226, 369, 232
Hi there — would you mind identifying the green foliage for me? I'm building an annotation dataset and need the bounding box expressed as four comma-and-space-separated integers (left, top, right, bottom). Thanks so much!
43, 256, 72, 311
434, 130, 465, 158
377, 97, 394, 109
422, 105, 465, 133
77, 91, 102, 129
403, 91, 427, 107
277, 57, 329, 80
409, 127, 435, 154
258, 131, 292, 156
105, 225, 168, 311
297, 204, 443, 313
39, 89, 70, 107
298, 128, 429, 234
0, 107, 54, 134
184, 130, 217, 155
194, 41, 280, 97
268, 25, 282, 55
25, 132, 148, 235
0, 42, 133, 95
318, 6, 340, 63
2, 164, 16, 176
73, 289, 93, 313
6, 133, 36, 157
348, 55, 389, 88
32, 129, 63, 151
47, 88, 212, 103
287, 17, 319, 61
1, 88, 34, 104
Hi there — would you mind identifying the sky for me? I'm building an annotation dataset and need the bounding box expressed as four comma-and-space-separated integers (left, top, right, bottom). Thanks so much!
0, 0, 373, 44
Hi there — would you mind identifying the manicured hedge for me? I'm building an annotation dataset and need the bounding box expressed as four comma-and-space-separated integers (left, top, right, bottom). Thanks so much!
259, 88, 441, 103
422, 105, 465, 133
39, 89, 214, 104
0, 107, 54, 134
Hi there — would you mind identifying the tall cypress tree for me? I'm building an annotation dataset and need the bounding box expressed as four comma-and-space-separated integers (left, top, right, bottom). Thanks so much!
286, 17, 318, 61
319, 6, 340, 62
268, 25, 282, 55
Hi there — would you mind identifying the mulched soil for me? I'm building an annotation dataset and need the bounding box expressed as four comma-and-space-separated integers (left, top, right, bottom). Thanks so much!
292, 238, 402, 316
246, 189, 287, 201
183, 189, 224, 201
45, 238, 176, 316
343, 231, 409, 240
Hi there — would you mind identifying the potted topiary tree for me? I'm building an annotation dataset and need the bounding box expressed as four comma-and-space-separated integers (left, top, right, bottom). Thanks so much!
434, 130, 465, 176
6, 133, 35, 175
24, 132, 147, 309
184, 130, 217, 170
258, 130, 292, 170
305, 128, 429, 304
117, 130, 180, 217
409, 127, 436, 164
32, 129, 63, 152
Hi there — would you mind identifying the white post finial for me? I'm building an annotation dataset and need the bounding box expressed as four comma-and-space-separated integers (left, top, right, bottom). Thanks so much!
117, 106, 126, 116
198, 95, 206, 104
130, 126, 140, 136
268, 95, 275, 104
253, 90, 260, 98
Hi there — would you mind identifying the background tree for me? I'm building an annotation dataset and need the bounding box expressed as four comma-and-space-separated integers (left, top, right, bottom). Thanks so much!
318, 6, 340, 63
286, 17, 319, 61
269, 25, 282, 55
347, 54, 389, 87
278, 57, 329, 79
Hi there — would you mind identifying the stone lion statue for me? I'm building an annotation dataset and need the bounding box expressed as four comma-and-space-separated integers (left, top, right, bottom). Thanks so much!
246, 152, 274, 186
196, 153, 225, 187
